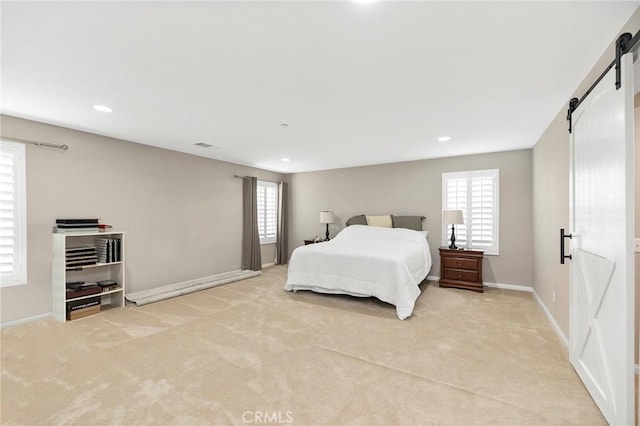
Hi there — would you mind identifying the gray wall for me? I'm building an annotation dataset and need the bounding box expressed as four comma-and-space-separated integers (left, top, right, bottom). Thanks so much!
532, 8, 640, 340
288, 149, 533, 287
1, 115, 285, 324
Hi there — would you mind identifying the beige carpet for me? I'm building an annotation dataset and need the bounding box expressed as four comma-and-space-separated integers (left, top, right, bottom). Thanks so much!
1, 266, 603, 425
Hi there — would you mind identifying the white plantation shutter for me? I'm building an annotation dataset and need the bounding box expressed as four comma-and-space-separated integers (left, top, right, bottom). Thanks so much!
442, 169, 499, 255
257, 180, 278, 244
0, 141, 27, 287
444, 177, 468, 247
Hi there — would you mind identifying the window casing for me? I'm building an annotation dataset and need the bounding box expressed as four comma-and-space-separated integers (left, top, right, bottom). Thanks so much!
442, 169, 499, 255
257, 180, 278, 244
0, 141, 27, 287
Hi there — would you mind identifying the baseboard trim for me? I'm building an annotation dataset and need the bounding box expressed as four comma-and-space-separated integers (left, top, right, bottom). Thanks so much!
261, 262, 275, 269
484, 282, 533, 292
532, 290, 569, 349
427, 275, 533, 293
1, 312, 52, 329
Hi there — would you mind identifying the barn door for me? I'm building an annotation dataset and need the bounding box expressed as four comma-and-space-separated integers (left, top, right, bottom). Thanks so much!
569, 52, 635, 425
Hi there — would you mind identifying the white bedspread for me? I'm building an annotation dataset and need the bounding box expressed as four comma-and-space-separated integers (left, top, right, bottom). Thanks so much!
285, 225, 432, 320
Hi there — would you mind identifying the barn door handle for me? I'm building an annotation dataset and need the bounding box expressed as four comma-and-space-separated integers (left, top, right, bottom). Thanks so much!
560, 228, 572, 264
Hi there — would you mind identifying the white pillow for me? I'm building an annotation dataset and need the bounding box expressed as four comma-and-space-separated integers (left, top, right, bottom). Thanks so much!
366, 215, 393, 228
418, 230, 429, 239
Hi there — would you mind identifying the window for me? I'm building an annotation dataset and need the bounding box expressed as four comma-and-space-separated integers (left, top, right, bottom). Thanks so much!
257, 180, 278, 244
0, 141, 27, 286
442, 169, 499, 255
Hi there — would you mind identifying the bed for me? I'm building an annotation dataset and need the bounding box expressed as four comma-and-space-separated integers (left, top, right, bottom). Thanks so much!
285, 219, 432, 320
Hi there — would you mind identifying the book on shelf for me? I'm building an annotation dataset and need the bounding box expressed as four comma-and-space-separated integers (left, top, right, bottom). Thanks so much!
66, 281, 92, 290
54, 219, 100, 233
65, 255, 98, 262
66, 285, 102, 299
56, 223, 100, 229
96, 279, 119, 292
56, 219, 99, 224
95, 238, 121, 263
65, 245, 96, 253
67, 304, 101, 321
66, 296, 101, 312
54, 226, 100, 233
65, 259, 97, 267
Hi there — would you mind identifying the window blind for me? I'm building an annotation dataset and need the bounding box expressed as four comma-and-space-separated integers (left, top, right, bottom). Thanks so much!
0, 141, 27, 287
257, 181, 278, 244
442, 169, 499, 255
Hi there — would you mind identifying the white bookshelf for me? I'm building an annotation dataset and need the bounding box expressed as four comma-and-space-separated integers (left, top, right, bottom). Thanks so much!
52, 231, 125, 322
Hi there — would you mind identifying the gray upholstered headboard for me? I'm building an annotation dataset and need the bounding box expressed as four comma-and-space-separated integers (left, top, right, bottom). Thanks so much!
345, 215, 425, 231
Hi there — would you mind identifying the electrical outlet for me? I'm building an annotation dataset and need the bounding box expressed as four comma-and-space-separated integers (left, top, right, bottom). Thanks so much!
552, 290, 556, 303
635, 238, 640, 252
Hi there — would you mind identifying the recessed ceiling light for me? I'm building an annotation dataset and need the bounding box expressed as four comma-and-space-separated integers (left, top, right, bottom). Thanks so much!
438, 136, 452, 142
281, 158, 291, 162
280, 123, 289, 128
194, 142, 214, 148
93, 105, 113, 113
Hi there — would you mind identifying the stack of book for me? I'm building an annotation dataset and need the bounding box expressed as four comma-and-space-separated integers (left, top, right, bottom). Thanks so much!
66, 296, 101, 320
95, 238, 121, 263
54, 219, 99, 233
66, 281, 102, 299
65, 246, 97, 270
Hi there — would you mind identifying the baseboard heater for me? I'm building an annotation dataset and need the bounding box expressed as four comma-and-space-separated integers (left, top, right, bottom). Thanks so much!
125, 269, 261, 307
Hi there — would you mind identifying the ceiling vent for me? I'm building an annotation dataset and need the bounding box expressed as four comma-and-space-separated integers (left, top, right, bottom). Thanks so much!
194, 142, 214, 148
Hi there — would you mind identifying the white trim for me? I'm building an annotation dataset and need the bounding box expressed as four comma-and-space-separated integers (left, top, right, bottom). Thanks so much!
1, 312, 51, 329
427, 276, 533, 293
484, 282, 533, 292
532, 290, 569, 349
261, 262, 275, 268
442, 168, 499, 255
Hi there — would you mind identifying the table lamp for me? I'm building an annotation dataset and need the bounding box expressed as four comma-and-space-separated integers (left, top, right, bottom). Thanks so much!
320, 211, 335, 241
443, 210, 464, 249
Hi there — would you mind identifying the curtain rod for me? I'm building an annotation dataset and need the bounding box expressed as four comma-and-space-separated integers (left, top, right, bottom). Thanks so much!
233, 175, 284, 185
2, 136, 69, 150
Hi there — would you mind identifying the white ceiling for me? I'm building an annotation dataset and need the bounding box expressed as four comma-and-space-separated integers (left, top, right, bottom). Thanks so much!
2, 1, 638, 173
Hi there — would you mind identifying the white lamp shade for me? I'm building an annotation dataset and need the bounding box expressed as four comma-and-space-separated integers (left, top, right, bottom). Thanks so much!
320, 211, 335, 224
443, 210, 464, 225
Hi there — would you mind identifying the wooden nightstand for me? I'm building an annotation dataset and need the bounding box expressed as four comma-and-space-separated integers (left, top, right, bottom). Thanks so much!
438, 247, 484, 292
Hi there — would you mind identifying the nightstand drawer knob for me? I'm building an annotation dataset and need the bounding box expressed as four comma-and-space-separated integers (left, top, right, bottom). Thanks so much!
457, 273, 463, 278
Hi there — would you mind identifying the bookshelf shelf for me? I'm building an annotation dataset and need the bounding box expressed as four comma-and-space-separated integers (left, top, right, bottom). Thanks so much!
52, 231, 125, 322
65, 287, 124, 303
66, 261, 123, 271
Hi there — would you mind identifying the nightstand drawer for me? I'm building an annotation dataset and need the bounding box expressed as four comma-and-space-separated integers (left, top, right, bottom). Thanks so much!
443, 257, 479, 271
442, 269, 479, 282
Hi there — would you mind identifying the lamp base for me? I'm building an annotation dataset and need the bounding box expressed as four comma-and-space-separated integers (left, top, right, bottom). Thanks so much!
324, 223, 330, 241
449, 225, 457, 250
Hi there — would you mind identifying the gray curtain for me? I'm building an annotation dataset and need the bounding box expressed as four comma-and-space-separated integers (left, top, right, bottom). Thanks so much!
242, 176, 261, 271
275, 181, 288, 265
